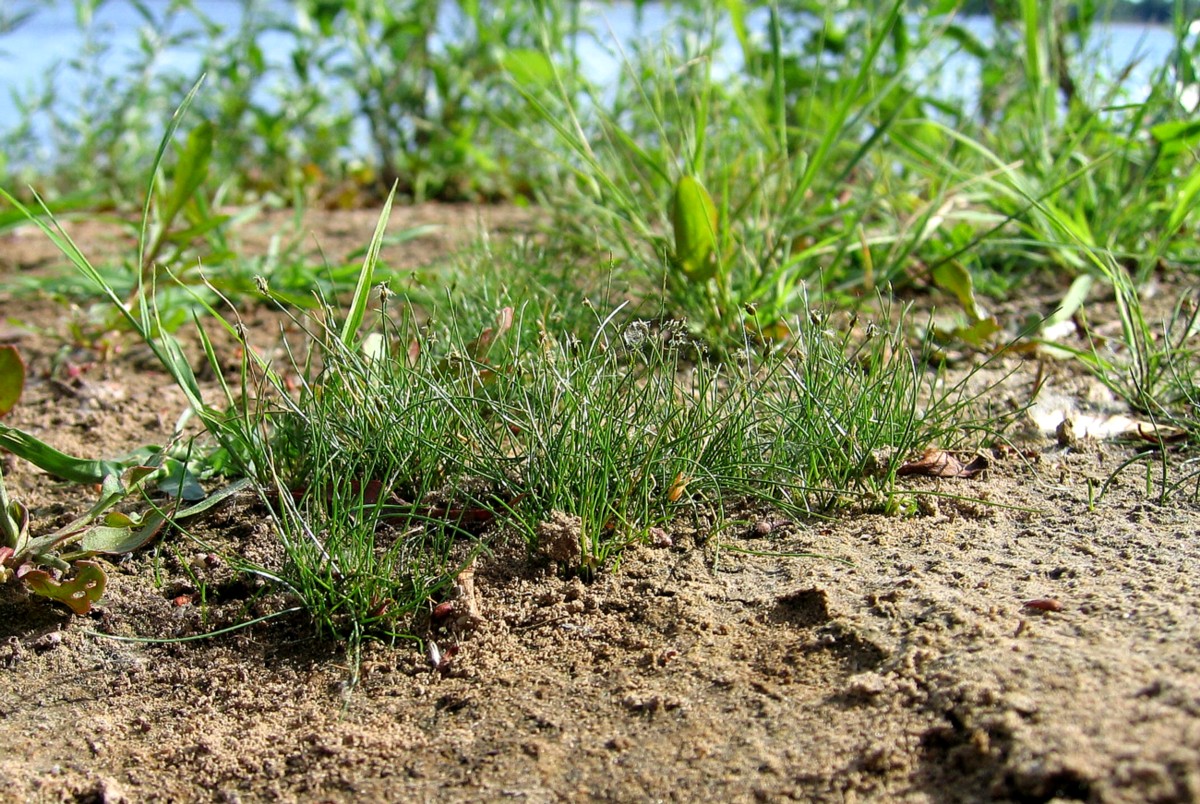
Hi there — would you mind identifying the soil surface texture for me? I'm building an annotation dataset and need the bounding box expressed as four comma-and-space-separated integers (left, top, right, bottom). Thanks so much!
1, 206, 1199, 803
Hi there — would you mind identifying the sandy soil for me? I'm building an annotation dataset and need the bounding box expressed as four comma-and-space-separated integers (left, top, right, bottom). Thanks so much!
1, 206, 1199, 803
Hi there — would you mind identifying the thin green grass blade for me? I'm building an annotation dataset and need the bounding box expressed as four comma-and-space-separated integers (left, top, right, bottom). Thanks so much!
0, 190, 212, 424
137, 75, 207, 291
340, 181, 397, 347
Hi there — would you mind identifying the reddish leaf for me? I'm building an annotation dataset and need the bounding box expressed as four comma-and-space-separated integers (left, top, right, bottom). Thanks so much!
23, 561, 107, 615
431, 600, 456, 624
466, 307, 514, 361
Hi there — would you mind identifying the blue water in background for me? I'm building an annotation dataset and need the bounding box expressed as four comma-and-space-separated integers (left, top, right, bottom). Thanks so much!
0, 0, 1183, 168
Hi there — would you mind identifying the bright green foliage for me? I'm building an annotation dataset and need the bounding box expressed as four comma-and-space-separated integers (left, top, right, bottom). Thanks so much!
0, 425, 126, 485
512, 0, 978, 348
340, 183, 397, 347
11, 174, 1017, 635
0, 345, 23, 417
0, 0, 579, 204
0, 347, 25, 566
929, 261, 1001, 346
671, 175, 719, 282
1, 0, 1197, 331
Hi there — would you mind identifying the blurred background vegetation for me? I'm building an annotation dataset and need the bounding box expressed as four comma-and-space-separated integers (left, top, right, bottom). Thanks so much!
0, 0, 1195, 203
1, 0, 1198, 343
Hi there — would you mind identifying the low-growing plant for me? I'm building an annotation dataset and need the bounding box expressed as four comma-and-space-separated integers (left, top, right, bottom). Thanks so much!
7, 169, 1012, 631
1071, 275, 1200, 438
903, 0, 1200, 291
0, 342, 246, 612
0, 56, 1042, 657
509, 0, 997, 350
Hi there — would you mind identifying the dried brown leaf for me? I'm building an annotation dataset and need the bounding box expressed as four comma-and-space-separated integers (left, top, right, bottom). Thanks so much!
897, 448, 988, 479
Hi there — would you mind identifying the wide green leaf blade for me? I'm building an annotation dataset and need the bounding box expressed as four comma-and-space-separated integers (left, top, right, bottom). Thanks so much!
0, 424, 126, 484
671, 175, 719, 282
500, 49, 555, 89
931, 261, 986, 322
0, 345, 24, 417
162, 120, 214, 229
81, 514, 166, 555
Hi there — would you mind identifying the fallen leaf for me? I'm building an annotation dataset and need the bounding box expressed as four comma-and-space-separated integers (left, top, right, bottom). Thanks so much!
1037, 407, 1187, 444
466, 306, 514, 362
451, 561, 484, 628
431, 600, 456, 625
897, 448, 988, 479
1125, 420, 1189, 445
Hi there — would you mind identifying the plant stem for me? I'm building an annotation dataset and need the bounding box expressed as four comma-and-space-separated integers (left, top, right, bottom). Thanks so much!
0, 464, 19, 550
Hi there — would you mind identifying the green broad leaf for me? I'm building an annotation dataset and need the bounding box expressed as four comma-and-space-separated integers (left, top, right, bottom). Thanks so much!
0, 191, 97, 234
163, 120, 215, 228
943, 23, 989, 59
155, 458, 206, 500
164, 213, 233, 244
174, 477, 252, 521
931, 261, 987, 322
1046, 275, 1093, 328
500, 49, 555, 89
722, 0, 751, 64
0, 345, 24, 417
307, 0, 342, 36
80, 477, 248, 557
1168, 162, 1200, 234
890, 13, 909, 64
671, 175, 719, 282
1151, 119, 1200, 147
953, 316, 1002, 348
123, 464, 159, 489
81, 514, 165, 556
1152, 122, 1200, 159
102, 511, 143, 528
23, 560, 106, 615
0, 424, 126, 484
